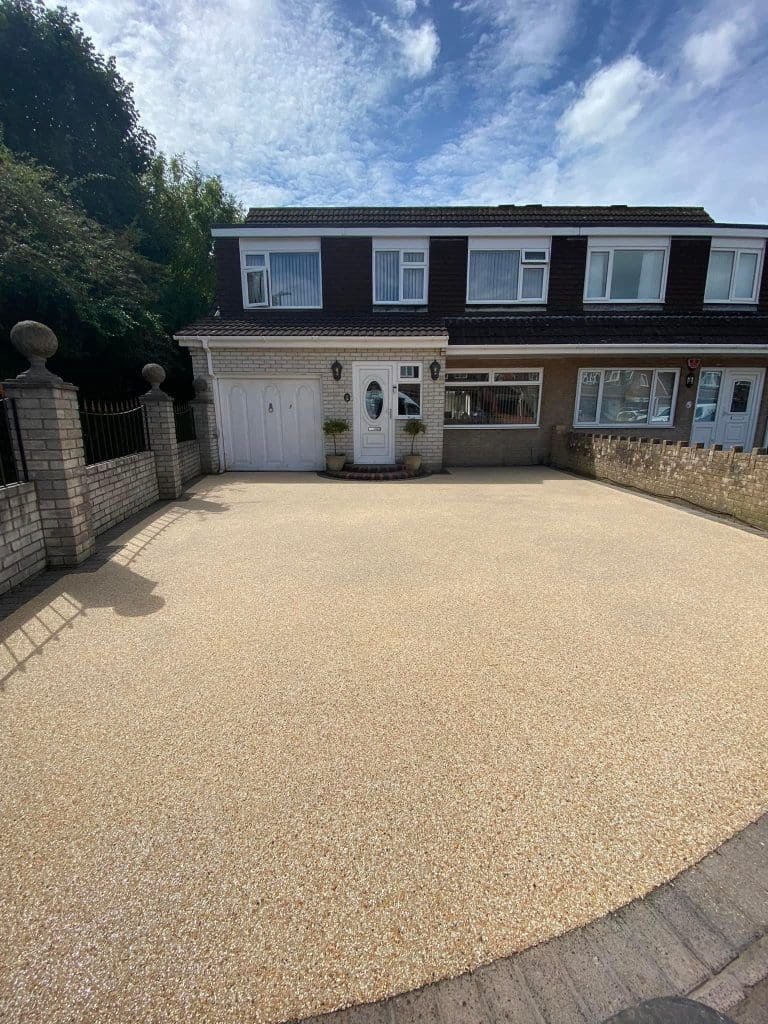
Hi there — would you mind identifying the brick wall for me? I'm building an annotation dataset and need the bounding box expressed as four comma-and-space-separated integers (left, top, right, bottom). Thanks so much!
178, 440, 202, 483
321, 238, 373, 312
0, 482, 46, 594
551, 427, 768, 530
548, 236, 588, 311
86, 452, 160, 536
192, 345, 446, 469
428, 237, 468, 314
665, 237, 711, 310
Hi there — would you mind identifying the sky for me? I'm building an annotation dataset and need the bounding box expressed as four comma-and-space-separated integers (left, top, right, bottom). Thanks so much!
51, 0, 768, 221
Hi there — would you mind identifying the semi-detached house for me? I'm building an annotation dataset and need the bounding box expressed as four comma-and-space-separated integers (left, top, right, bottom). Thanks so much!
174, 205, 768, 471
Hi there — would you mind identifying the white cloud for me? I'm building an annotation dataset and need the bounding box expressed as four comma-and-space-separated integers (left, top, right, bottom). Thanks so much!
393, 21, 441, 78
393, 0, 418, 15
557, 55, 661, 148
683, 18, 748, 89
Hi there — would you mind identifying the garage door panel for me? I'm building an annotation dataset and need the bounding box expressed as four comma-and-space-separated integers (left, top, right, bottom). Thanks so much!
220, 378, 322, 471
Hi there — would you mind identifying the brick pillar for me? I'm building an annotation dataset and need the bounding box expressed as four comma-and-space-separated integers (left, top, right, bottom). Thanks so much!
139, 363, 182, 499
191, 376, 220, 474
4, 321, 95, 567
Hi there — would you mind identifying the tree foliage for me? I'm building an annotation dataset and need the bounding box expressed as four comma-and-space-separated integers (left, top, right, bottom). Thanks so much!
0, 0, 155, 227
0, 1, 245, 395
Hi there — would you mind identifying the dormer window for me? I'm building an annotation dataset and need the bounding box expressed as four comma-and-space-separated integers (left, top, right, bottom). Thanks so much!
704, 244, 763, 303
373, 241, 428, 304
467, 239, 550, 303
584, 239, 668, 302
241, 244, 322, 309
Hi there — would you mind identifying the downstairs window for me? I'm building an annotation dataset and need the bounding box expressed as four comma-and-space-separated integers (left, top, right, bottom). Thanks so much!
575, 368, 679, 427
444, 370, 542, 427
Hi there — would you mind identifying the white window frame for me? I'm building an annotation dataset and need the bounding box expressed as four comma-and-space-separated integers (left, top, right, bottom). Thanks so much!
466, 238, 550, 304
583, 237, 670, 303
444, 367, 543, 429
704, 241, 764, 304
240, 239, 323, 310
573, 367, 680, 428
372, 239, 429, 305
395, 362, 422, 419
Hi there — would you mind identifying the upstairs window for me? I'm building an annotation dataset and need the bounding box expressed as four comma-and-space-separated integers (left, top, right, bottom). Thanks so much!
373, 243, 428, 304
575, 368, 679, 427
241, 249, 322, 308
585, 242, 667, 302
467, 243, 549, 303
704, 247, 762, 302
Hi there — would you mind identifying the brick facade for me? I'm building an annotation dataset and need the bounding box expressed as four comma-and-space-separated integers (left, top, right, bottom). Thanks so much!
188, 344, 446, 469
86, 452, 160, 536
550, 427, 768, 530
321, 238, 373, 312
178, 439, 202, 483
0, 482, 46, 595
428, 237, 468, 314
547, 236, 588, 312
664, 237, 711, 311
140, 392, 183, 499
214, 238, 243, 316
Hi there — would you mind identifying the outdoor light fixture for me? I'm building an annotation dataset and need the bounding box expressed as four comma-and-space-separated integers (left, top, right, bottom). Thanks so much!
430, 360, 441, 381
331, 359, 343, 381
686, 357, 701, 389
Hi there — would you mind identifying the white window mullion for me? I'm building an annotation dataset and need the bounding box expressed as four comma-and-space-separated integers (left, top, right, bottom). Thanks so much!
596, 370, 606, 425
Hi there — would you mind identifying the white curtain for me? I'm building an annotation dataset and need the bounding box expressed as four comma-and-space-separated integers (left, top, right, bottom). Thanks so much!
270, 252, 321, 307
468, 251, 519, 301
375, 251, 400, 302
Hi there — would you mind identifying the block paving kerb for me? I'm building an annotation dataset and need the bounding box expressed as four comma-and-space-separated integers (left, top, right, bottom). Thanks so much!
0, 321, 210, 595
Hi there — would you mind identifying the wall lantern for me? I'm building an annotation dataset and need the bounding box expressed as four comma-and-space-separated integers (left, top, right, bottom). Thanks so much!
429, 360, 441, 381
331, 359, 343, 381
685, 357, 701, 389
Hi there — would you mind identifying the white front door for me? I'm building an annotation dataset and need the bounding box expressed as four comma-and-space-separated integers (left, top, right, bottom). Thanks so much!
218, 377, 323, 470
353, 362, 395, 464
691, 368, 764, 450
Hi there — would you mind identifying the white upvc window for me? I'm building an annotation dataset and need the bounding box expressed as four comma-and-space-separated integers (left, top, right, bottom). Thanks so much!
240, 243, 322, 309
444, 368, 543, 428
574, 368, 680, 427
467, 239, 549, 303
396, 363, 421, 418
373, 240, 428, 304
584, 238, 669, 302
704, 242, 763, 303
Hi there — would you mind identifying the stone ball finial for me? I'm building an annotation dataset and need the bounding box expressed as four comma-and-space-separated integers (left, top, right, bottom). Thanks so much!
193, 375, 209, 396
142, 363, 166, 391
10, 320, 61, 381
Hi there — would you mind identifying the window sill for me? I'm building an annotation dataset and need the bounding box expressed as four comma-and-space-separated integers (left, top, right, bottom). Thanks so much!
703, 302, 759, 309
572, 423, 675, 430
444, 424, 540, 430
582, 301, 665, 308
464, 303, 547, 311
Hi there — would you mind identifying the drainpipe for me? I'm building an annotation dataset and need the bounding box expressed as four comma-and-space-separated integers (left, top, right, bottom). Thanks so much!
201, 337, 225, 472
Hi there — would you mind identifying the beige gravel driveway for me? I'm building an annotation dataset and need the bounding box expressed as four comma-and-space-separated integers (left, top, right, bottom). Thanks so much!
1, 468, 767, 1024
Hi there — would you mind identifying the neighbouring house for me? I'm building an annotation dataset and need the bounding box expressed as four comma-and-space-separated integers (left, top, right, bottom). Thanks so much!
174, 206, 768, 471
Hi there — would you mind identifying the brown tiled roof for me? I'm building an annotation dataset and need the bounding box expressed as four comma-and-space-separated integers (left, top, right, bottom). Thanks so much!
238, 205, 715, 228
175, 311, 768, 344
174, 314, 448, 338
446, 312, 768, 344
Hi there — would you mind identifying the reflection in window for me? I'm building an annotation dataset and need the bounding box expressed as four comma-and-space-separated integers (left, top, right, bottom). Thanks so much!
730, 381, 751, 414
444, 369, 543, 426
575, 369, 679, 426
365, 380, 383, 419
695, 371, 721, 422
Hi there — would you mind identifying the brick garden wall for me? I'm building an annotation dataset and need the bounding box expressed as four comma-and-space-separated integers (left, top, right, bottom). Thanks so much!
551, 427, 768, 530
0, 482, 47, 595
86, 452, 160, 536
178, 440, 202, 483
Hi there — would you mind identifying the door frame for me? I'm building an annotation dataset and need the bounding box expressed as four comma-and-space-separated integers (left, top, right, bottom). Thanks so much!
352, 361, 396, 465
690, 366, 765, 450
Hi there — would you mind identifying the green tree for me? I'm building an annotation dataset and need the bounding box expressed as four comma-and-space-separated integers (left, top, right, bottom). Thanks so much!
0, 0, 155, 227
140, 155, 244, 334
0, 143, 170, 391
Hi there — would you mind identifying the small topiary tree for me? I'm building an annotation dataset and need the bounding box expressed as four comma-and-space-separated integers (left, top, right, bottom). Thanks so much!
402, 418, 427, 454
322, 418, 349, 454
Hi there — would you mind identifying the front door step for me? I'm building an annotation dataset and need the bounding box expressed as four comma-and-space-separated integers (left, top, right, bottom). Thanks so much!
329, 463, 420, 481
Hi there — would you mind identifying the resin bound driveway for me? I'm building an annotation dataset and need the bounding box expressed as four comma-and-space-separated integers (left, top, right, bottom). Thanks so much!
1, 468, 767, 1024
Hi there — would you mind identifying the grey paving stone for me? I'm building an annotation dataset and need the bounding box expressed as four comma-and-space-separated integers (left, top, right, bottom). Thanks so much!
673, 872, 761, 953
602, 995, 737, 1023
517, 941, 591, 1024
388, 985, 442, 1024
732, 976, 768, 1024
645, 885, 736, 974
620, 899, 710, 992
585, 912, 676, 1003
474, 960, 546, 1024
433, 974, 487, 1024
555, 927, 636, 1021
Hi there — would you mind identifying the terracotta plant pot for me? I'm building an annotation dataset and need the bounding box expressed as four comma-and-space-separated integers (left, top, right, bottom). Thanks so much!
326, 454, 346, 473
404, 454, 422, 473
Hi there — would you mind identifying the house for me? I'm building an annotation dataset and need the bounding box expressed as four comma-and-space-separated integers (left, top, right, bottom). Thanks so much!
174, 206, 768, 471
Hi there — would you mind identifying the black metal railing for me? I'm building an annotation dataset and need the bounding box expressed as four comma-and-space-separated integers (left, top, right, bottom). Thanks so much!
173, 400, 196, 443
79, 398, 149, 465
0, 396, 26, 485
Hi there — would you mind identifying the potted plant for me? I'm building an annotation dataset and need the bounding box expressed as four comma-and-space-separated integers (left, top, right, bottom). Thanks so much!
323, 419, 349, 472
402, 419, 427, 473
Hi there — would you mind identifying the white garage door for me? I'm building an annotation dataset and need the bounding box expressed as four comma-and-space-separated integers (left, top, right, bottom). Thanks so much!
219, 378, 323, 471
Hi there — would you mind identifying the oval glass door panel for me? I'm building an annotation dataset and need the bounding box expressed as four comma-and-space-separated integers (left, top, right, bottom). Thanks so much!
365, 380, 384, 420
